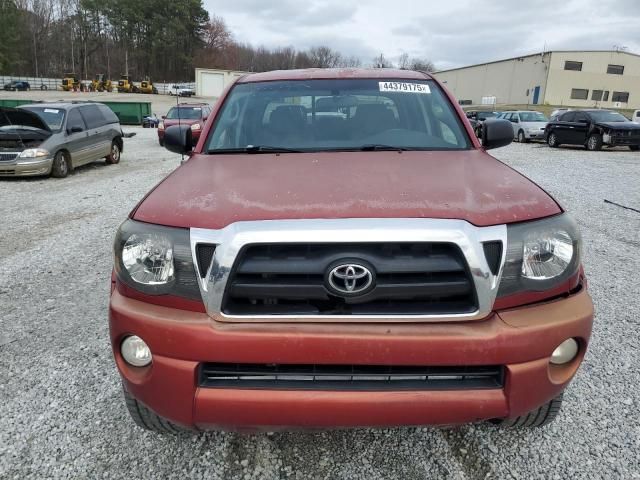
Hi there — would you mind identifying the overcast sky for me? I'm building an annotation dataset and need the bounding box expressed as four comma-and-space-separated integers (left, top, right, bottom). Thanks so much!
203, 0, 640, 70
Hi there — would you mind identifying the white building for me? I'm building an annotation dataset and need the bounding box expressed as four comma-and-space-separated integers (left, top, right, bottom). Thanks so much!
433, 50, 640, 109
195, 68, 247, 98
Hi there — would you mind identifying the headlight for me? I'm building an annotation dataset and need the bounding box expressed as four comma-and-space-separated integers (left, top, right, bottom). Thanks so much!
190, 123, 201, 131
158, 121, 164, 130
114, 219, 200, 298
122, 233, 174, 285
19, 148, 49, 158
498, 214, 581, 298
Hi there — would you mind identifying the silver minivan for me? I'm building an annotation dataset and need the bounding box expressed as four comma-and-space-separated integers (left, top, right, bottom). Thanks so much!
502, 110, 548, 143
0, 102, 123, 178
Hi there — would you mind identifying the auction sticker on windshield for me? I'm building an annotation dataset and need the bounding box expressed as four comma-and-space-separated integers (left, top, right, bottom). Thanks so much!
379, 82, 430, 94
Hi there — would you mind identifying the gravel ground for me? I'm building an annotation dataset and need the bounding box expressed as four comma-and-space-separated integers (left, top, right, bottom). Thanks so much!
1, 131, 639, 479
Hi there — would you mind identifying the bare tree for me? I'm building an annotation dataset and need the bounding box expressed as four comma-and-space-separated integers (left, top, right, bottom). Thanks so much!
372, 53, 393, 68
398, 52, 410, 70
410, 57, 435, 72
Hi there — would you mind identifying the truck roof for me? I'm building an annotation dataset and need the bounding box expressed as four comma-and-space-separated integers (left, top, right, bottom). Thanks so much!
237, 68, 433, 83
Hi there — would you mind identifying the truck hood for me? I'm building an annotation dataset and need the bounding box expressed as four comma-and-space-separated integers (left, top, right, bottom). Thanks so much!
0, 107, 50, 131
132, 150, 561, 229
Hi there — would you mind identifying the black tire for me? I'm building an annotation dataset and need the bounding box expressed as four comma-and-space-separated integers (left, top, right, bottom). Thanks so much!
629, 145, 639, 151
517, 130, 528, 143
587, 133, 602, 151
105, 139, 121, 164
123, 386, 190, 434
51, 151, 70, 178
547, 132, 560, 148
491, 393, 564, 428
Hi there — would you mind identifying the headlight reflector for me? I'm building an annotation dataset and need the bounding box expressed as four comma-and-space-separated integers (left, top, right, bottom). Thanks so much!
522, 230, 573, 280
19, 148, 49, 158
121, 335, 152, 367
190, 123, 201, 131
550, 338, 579, 365
122, 233, 174, 285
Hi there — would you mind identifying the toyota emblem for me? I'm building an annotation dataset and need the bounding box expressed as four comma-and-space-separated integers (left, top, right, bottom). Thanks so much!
327, 262, 374, 296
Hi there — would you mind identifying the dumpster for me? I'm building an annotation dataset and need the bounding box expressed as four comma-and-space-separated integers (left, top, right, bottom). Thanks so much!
101, 101, 151, 125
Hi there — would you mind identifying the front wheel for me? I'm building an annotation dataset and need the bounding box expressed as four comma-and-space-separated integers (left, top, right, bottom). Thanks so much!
491, 393, 563, 428
587, 133, 602, 151
547, 132, 560, 148
123, 386, 189, 433
51, 151, 69, 178
105, 140, 121, 164
517, 130, 528, 143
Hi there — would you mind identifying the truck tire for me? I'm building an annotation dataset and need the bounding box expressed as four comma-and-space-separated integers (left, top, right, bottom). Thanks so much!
51, 151, 70, 178
547, 132, 560, 148
492, 393, 563, 428
105, 139, 121, 164
122, 386, 190, 434
587, 133, 603, 151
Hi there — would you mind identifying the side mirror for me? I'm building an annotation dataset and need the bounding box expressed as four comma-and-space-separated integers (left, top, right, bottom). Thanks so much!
164, 125, 193, 154
68, 125, 83, 133
482, 119, 513, 150
511, 118, 519, 123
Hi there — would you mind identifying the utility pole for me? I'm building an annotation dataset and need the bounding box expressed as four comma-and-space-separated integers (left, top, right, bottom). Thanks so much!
125, 50, 129, 76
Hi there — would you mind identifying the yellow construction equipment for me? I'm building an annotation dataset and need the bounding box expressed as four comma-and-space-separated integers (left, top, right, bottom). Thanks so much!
90, 74, 113, 92
138, 78, 158, 94
117, 75, 138, 93
62, 73, 79, 92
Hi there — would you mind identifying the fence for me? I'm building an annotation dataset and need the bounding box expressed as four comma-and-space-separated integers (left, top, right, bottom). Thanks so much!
0, 76, 195, 95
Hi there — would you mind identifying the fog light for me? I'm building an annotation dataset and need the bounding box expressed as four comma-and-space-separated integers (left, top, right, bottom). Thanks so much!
550, 338, 579, 365
121, 335, 152, 367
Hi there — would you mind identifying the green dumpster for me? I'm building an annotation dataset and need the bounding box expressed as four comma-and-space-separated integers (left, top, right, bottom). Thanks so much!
101, 101, 151, 125
0, 99, 35, 108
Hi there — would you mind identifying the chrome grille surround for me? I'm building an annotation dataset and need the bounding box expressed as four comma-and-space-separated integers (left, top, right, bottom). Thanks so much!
190, 218, 507, 322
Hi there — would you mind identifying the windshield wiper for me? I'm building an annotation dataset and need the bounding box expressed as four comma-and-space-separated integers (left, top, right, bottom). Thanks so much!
359, 144, 411, 152
207, 145, 302, 154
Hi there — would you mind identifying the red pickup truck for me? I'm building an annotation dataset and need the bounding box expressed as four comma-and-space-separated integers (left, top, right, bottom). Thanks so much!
109, 68, 593, 433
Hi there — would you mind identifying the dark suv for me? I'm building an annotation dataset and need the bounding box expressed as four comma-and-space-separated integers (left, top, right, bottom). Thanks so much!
3, 80, 30, 91
545, 109, 640, 151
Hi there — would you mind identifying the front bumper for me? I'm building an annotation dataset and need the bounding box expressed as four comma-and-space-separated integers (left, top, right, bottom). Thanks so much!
109, 287, 593, 430
0, 158, 53, 177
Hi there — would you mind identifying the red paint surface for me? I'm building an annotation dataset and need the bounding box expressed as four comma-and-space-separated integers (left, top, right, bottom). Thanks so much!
132, 150, 561, 229
110, 288, 593, 429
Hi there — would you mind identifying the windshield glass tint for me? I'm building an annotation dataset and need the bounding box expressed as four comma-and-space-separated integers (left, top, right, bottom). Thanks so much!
589, 111, 628, 123
519, 112, 547, 122
206, 79, 470, 152
21, 107, 65, 131
166, 107, 202, 120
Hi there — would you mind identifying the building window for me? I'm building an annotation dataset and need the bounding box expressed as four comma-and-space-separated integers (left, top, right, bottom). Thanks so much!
570, 88, 589, 100
607, 64, 624, 75
564, 61, 583, 71
592, 90, 603, 101
612, 91, 629, 103
603, 91, 609, 101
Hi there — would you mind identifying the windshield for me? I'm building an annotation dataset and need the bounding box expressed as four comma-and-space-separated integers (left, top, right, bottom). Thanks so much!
206, 79, 470, 153
166, 107, 202, 120
17, 107, 64, 131
476, 112, 496, 120
519, 112, 547, 122
589, 111, 628, 123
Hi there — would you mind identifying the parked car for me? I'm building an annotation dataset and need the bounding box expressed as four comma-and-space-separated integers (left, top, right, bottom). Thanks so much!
157, 103, 211, 146
632, 110, 640, 122
502, 110, 549, 142
0, 102, 123, 177
3, 80, 30, 91
110, 69, 592, 433
465, 110, 498, 137
545, 109, 640, 151
168, 84, 195, 97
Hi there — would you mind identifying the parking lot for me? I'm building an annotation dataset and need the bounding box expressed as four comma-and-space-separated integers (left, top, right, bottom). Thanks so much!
0, 127, 639, 479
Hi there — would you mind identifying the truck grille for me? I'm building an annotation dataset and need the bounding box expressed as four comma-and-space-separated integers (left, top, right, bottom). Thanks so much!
199, 363, 504, 390
222, 243, 477, 316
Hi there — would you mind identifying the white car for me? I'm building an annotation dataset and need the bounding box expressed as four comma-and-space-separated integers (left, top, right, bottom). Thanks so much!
167, 85, 194, 97
502, 110, 549, 142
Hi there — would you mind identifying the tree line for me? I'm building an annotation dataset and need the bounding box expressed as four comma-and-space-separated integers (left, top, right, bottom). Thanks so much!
0, 0, 434, 81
